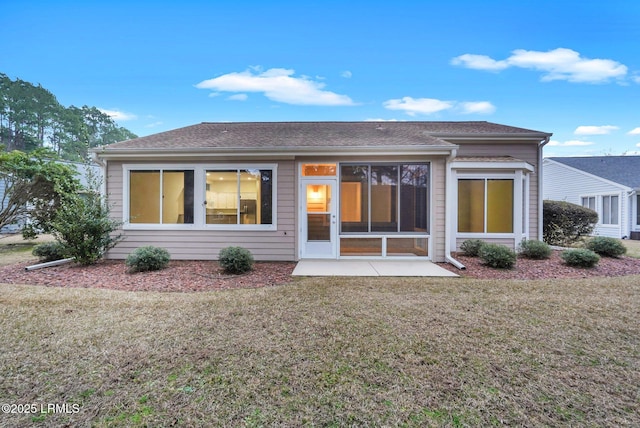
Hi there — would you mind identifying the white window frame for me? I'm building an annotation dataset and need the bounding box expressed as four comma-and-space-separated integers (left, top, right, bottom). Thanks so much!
454, 171, 525, 239
601, 194, 619, 225
123, 163, 277, 231
581, 195, 596, 212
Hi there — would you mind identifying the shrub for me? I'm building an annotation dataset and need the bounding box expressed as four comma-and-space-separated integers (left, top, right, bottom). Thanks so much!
479, 243, 517, 269
543, 200, 597, 246
460, 239, 485, 257
561, 248, 600, 268
126, 246, 171, 273
218, 246, 254, 274
32, 241, 67, 262
585, 236, 627, 258
518, 239, 552, 260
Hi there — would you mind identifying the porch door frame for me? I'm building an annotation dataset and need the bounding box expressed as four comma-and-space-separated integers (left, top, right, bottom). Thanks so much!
299, 178, 338, 259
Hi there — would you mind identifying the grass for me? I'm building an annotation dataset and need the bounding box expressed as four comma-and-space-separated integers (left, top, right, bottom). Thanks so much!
1, 276, 639, 427
623, 239, 640, 258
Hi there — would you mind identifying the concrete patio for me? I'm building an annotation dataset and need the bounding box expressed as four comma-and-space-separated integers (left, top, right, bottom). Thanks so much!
292, 259, 459, 277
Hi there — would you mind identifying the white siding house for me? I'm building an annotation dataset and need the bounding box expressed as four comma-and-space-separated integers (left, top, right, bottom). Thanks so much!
543, 156, 640, 239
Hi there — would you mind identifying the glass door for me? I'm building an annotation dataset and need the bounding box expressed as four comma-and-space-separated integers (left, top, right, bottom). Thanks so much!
301, 179, 337, 258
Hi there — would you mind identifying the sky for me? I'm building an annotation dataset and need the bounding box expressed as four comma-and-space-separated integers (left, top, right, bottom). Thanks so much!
2, 0, 639, 157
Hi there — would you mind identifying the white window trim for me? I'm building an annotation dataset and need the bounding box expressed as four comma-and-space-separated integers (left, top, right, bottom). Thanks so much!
601, 194, 620, 225
454, 171, 525, 240
123, 163, 277, 231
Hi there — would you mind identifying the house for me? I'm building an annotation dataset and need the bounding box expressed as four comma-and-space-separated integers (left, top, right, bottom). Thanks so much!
543, 156, 640, 240
92, 121, 552, 266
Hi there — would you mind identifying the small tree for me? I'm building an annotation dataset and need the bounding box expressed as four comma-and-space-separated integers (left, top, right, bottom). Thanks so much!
51, 169, 122, 265
0, 149, 80, 236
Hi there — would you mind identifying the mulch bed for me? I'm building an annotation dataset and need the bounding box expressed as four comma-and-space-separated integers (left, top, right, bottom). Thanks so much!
1, 251, 639, 292
441, 251, 640, 280
0, 260, 297, 292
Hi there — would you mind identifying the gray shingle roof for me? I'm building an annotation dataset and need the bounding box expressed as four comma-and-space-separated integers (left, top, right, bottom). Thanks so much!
100, 121, 550, 152
548, 156, 640, 189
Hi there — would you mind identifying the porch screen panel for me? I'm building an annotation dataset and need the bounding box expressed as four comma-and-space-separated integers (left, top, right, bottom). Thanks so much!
458, 179, 484, 233
130, 171, 160, 223
400, 164, 428, 232
371, 165, 398, 232
340, 165, 369, 232
487, 179, 513, 233
206, 170, 238, 224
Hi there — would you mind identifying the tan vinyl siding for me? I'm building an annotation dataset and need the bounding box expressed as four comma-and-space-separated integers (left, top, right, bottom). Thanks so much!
105, 160, 296, 261
456, 237, 516, 251
431, 159, 446, 262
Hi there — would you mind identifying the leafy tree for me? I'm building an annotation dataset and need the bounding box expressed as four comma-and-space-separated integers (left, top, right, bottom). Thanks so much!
0, 148, 80, 237
1, 74, 137, 161
51, 169, 123, 265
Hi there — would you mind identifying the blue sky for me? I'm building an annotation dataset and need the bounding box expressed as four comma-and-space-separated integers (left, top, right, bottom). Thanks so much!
2, 0, 639, 157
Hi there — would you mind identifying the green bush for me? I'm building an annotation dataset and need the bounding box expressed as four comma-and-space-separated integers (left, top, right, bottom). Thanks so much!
543, 200, 597, 246
32, 241, 67, 262
460, 239, 485, 257
126, 246, 171, 273
518, 239, 552, 260
561, 248, 600, 268
218, 246, 254, 274
585, 236, 627, 258
479, 243, 517, 269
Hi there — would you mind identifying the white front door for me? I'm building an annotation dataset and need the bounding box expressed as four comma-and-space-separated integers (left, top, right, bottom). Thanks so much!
301, 179, 337, 258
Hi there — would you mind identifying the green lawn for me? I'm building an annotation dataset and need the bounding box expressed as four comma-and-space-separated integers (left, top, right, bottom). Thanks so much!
624, 239, 640, 258
1, 276, 638, 427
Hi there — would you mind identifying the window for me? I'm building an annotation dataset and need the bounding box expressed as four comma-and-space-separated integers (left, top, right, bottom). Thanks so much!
205, 169, 273, 225
602, 195, 619, 225
129, 170, 194, 224
340, 164, 429, 234
581, 196, 595, 211
458, 178, 514, 233
125, 164, 275, 229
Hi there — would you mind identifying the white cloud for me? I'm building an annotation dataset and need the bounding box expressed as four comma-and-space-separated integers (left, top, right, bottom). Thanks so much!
452, 48, 628, 83
364, 118, 401, 122
574, 125, 619, 135
195, 67, 356, 106
628, 127, 640, 135
382, 97, 495, 116
227, 93, 248, 101
341, 70, 352, 78
458, 101, 496, 114
450, 54, 509, 71
99, 108, 137, 121
145, 121, 163, 128
547, 139, 595, 147
383, 97, 454, 116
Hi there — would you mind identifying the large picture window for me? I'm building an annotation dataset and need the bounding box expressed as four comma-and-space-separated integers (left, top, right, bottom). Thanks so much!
125, 164, 275, 229
205, 169, 273, 225
129, 170, 194, 224
458, 178, 513, 233
340, 164, 429, 234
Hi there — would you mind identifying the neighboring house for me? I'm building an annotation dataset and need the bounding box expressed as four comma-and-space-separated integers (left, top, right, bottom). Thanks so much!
92, 121, 551, 265
543, 156, 640, 240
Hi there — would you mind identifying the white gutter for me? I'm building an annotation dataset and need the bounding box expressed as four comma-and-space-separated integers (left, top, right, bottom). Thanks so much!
444, 148, 466, 270
538, 135, 551, 241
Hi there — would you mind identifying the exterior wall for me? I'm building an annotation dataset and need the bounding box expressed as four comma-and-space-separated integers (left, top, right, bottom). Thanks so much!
543, 160, 630, 239
105, 160, 296, 261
